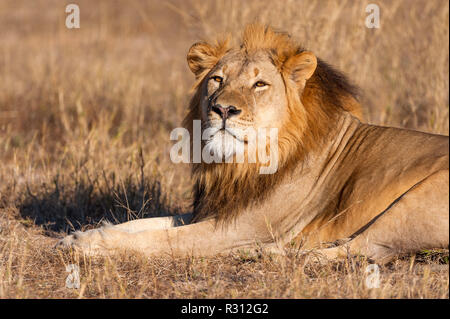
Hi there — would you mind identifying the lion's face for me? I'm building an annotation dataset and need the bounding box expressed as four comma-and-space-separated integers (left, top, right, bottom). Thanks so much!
187, 43, 317, 161
201, 51, 288, 159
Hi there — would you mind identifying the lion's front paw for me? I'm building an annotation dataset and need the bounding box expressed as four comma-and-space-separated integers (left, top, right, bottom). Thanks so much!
56, 228, 112, 256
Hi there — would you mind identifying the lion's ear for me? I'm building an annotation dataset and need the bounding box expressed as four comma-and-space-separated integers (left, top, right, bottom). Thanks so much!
187, 42, 220, 78
283, 51, 317, 88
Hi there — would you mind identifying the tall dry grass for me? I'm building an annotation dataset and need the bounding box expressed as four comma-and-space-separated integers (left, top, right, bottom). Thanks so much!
0, 0, 448, 298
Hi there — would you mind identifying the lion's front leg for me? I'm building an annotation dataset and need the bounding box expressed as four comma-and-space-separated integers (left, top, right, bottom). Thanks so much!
111, 213, 193, 232
57, 217, 269, 257
57, 213, 194, 255
57, 225, 129, 255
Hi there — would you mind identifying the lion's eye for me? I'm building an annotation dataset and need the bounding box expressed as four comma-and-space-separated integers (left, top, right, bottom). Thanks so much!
212, 76, 223, 83
254, 81, 267, 88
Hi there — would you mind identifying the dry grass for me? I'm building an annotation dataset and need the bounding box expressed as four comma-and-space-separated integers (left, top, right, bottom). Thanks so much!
0, 0, 448, 298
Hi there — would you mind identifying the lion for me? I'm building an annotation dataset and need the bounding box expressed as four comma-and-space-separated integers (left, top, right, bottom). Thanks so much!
58, 24, 449, 264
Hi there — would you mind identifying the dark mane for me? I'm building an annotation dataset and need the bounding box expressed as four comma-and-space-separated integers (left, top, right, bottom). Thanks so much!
314, 58, 360, 108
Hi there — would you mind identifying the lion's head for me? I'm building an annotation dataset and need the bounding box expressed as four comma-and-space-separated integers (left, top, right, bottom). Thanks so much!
184, 24, 362, 224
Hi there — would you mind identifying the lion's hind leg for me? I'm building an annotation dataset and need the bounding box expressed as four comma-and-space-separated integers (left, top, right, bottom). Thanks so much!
315, 170, 449, 264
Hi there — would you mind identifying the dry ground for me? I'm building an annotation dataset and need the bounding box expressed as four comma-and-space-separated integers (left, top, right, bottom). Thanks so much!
0, 0, 448, 298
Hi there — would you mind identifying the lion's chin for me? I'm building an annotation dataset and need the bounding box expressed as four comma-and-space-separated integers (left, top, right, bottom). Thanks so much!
204, 130, 245, 162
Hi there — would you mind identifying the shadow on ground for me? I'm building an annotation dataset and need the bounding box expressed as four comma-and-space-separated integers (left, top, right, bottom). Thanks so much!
17, 173, 183, 235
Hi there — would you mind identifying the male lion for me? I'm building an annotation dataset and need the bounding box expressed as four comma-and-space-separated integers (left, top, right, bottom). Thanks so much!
58, 24, 449, 263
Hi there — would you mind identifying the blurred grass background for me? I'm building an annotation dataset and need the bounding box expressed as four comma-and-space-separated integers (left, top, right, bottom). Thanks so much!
0, 0, 448, 298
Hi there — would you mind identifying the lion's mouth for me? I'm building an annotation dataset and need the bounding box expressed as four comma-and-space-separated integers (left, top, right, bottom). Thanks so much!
222, 128, 247, 143
205, 122, 242, 140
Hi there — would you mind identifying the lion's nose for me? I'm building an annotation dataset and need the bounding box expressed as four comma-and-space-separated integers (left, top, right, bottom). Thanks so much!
211, 104, 242, 120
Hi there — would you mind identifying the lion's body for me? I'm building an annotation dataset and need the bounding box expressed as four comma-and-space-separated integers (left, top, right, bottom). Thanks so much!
58, 24, 449, 263
293, 116, 449, 252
